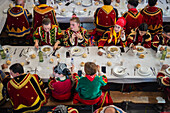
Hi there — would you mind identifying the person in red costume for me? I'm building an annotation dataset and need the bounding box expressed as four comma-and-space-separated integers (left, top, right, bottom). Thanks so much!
141, 0, 163, 36
7, 63, 46, 113
122, 0, 143, 37
127, 23, 152, 49
98, 17, 126, 56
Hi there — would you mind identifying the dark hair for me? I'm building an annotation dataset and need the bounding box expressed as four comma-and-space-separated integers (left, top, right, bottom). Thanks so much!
148, 0, 157, 6
103, 0, 111, 5
163, 25, 170, 33
70, 17, 80, 25
9, 63, 24, 74
84, 62, 97, 75
42, 17, 51, 25
128, 0, 138, 7
39, 0, 46, 4
138, 23, 148, 31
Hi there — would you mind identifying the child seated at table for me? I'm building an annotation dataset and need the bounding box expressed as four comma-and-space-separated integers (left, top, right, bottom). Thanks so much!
98, 17, 127, 56
73, 62, 113, 106
48, 63, 73, 100
151, 25, 170, 51
56, 17, 89, 47
127, 23, 152, 49
94, 105, 126, 113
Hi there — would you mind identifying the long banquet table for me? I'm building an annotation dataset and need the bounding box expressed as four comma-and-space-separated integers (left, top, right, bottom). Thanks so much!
0, 46, 169, 83
1, 0, 170, 33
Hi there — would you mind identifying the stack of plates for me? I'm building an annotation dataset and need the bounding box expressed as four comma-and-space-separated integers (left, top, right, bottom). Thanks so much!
137, 67, 151, 76
113, 66, 126, 77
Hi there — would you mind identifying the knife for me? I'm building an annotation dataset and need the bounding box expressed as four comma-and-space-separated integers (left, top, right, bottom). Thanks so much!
126, 48, 130, 53
134, 68, 136, 76
52, 49, 57, 56
150, 67, 155, 76
87, 48, 89, 54
14, 48, 17, 55
19, 49, 24, 57
88, 11, 91, 16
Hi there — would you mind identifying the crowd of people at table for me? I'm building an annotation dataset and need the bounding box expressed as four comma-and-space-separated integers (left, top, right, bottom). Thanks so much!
0, 0, 170, 112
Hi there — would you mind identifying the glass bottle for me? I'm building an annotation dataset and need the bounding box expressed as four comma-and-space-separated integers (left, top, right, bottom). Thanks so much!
0, 45, 6, 59
39, 48, 43, 62
160, 47, 167, 61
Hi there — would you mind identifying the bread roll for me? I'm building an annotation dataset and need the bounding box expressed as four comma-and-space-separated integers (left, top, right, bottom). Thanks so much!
9, 3, 13, 8
82, 53, 87, 58
6, 60, 11, 65
61, 9, 66, 12
95, 2, 99, 5
115, 3, 119, 7
80, 62, 85, 67
49, 58, 54, 63
56, 54, 60, 58
166, 54, 170, 58
77, 2, 81, 5
58, 2, 62, 5
136, 64, 141, 69
83, 8, 87, 12
31, 54, 36, 59
139, 54, 145, 58
107, 61, 112, 66
107, 53, 112, 58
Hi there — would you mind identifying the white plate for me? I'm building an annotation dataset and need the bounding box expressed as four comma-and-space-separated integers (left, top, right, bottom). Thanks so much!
108, 46, 120, 55
2, 45, 13, 54
136, 46, 146, 55
113, 66, 126, 77
82, 1, 92, 7
137, 67, 151, 76
71, 46, 85, 56
41, 45, 53, 54
165, 67, 170, 75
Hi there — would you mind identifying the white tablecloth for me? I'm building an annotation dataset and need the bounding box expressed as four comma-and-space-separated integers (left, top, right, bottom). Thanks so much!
0, 46, 169, 83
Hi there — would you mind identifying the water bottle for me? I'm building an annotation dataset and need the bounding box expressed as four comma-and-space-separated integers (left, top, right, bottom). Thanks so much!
0, 45, 6, 59
39, 48, 43, 62
160, 47, 167, 61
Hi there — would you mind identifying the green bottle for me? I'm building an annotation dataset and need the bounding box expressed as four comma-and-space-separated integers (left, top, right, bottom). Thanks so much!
0, 45, 6, 59
160, 47, 167, 60
39, 48, 43, 62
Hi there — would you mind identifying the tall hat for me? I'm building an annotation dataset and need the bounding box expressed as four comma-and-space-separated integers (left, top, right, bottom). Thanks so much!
115, 17, 126, 28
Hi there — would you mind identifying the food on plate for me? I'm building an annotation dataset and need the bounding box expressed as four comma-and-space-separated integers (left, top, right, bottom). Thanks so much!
116, 0, 120, 3
95, 2, 99, 5
110, 47, 118, 52
6, 60, 11, 65
136, 47, 144, 52
115, 3, 119, 7
82, 53, 87, 58
139, 54, 145, 58
77, 2, 81, 5
58, 2, 62, 5
56, 54, 60, 58
98, 51, 103, 56
107, 61, 112, 66
83, 8, 87, 12
20, 62, 24, 66
136, 64, 141, 69
73, 48, 80, 53
49, 58, 54, 63
107, 53, 112, 58
166, 54, 170, 58
9, 3, 13, 8
80, 62, 85, 67
42, 47, 51, 52
30, 54, 36, 59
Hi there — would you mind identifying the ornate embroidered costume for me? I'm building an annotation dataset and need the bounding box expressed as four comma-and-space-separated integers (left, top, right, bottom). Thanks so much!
7, 73, 46, 113
6, 5, 31, 37
141, 6, 163, 35
48, 76, 72, 100
33, 4, 58, 30
98, 27, 127, 48
122, 8, 143, 36
33, 25, 62, 46
127, 28, 152, 48
63, 27, 89, 47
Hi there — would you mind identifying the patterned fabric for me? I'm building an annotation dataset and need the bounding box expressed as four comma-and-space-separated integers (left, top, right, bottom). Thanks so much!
122, 8, 143, 36
94, 105, 125, 113
48, 76, 72, 100
48, 106, 79, 113
98, 27, 127, 48
7, 73, 46, 113
33, 25, 62, 46
127, 28, 151, 48
73, 73, 107, 100
63, 27, 89, 47
141, 6, 163, 35
33, 4, 58, 30
151, 34, 160, 51
6, 5, 31, 37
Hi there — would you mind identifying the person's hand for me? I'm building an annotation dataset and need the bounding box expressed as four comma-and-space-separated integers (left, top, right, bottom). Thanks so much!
34, 40, 39, 49
98, 51, 103, 56
161, 64, 169, 71
76, 32, 83, 40
71, 64, 75, 72
120, 30, 125, 39
70, 33, 76, 42
97, 65, 101, 73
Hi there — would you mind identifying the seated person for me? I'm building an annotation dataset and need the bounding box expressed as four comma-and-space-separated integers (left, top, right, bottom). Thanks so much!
33, 17, 62, 50
48, 63, 73, 100
122, 0, 143, 37
5, 0, 32, 37
157, 64, 170, 109
7, 63, 46, 113
33, 0, 58, 30
98, 17, 126, 55
152, 25, 170, 51
92, 0, 118, 43
141, 0, 163, 36
73, 62, 113, 106
61, 17, 89, 47
94, 105, 126, 113
48, 105, 79, 113
127, 23, 151, 49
